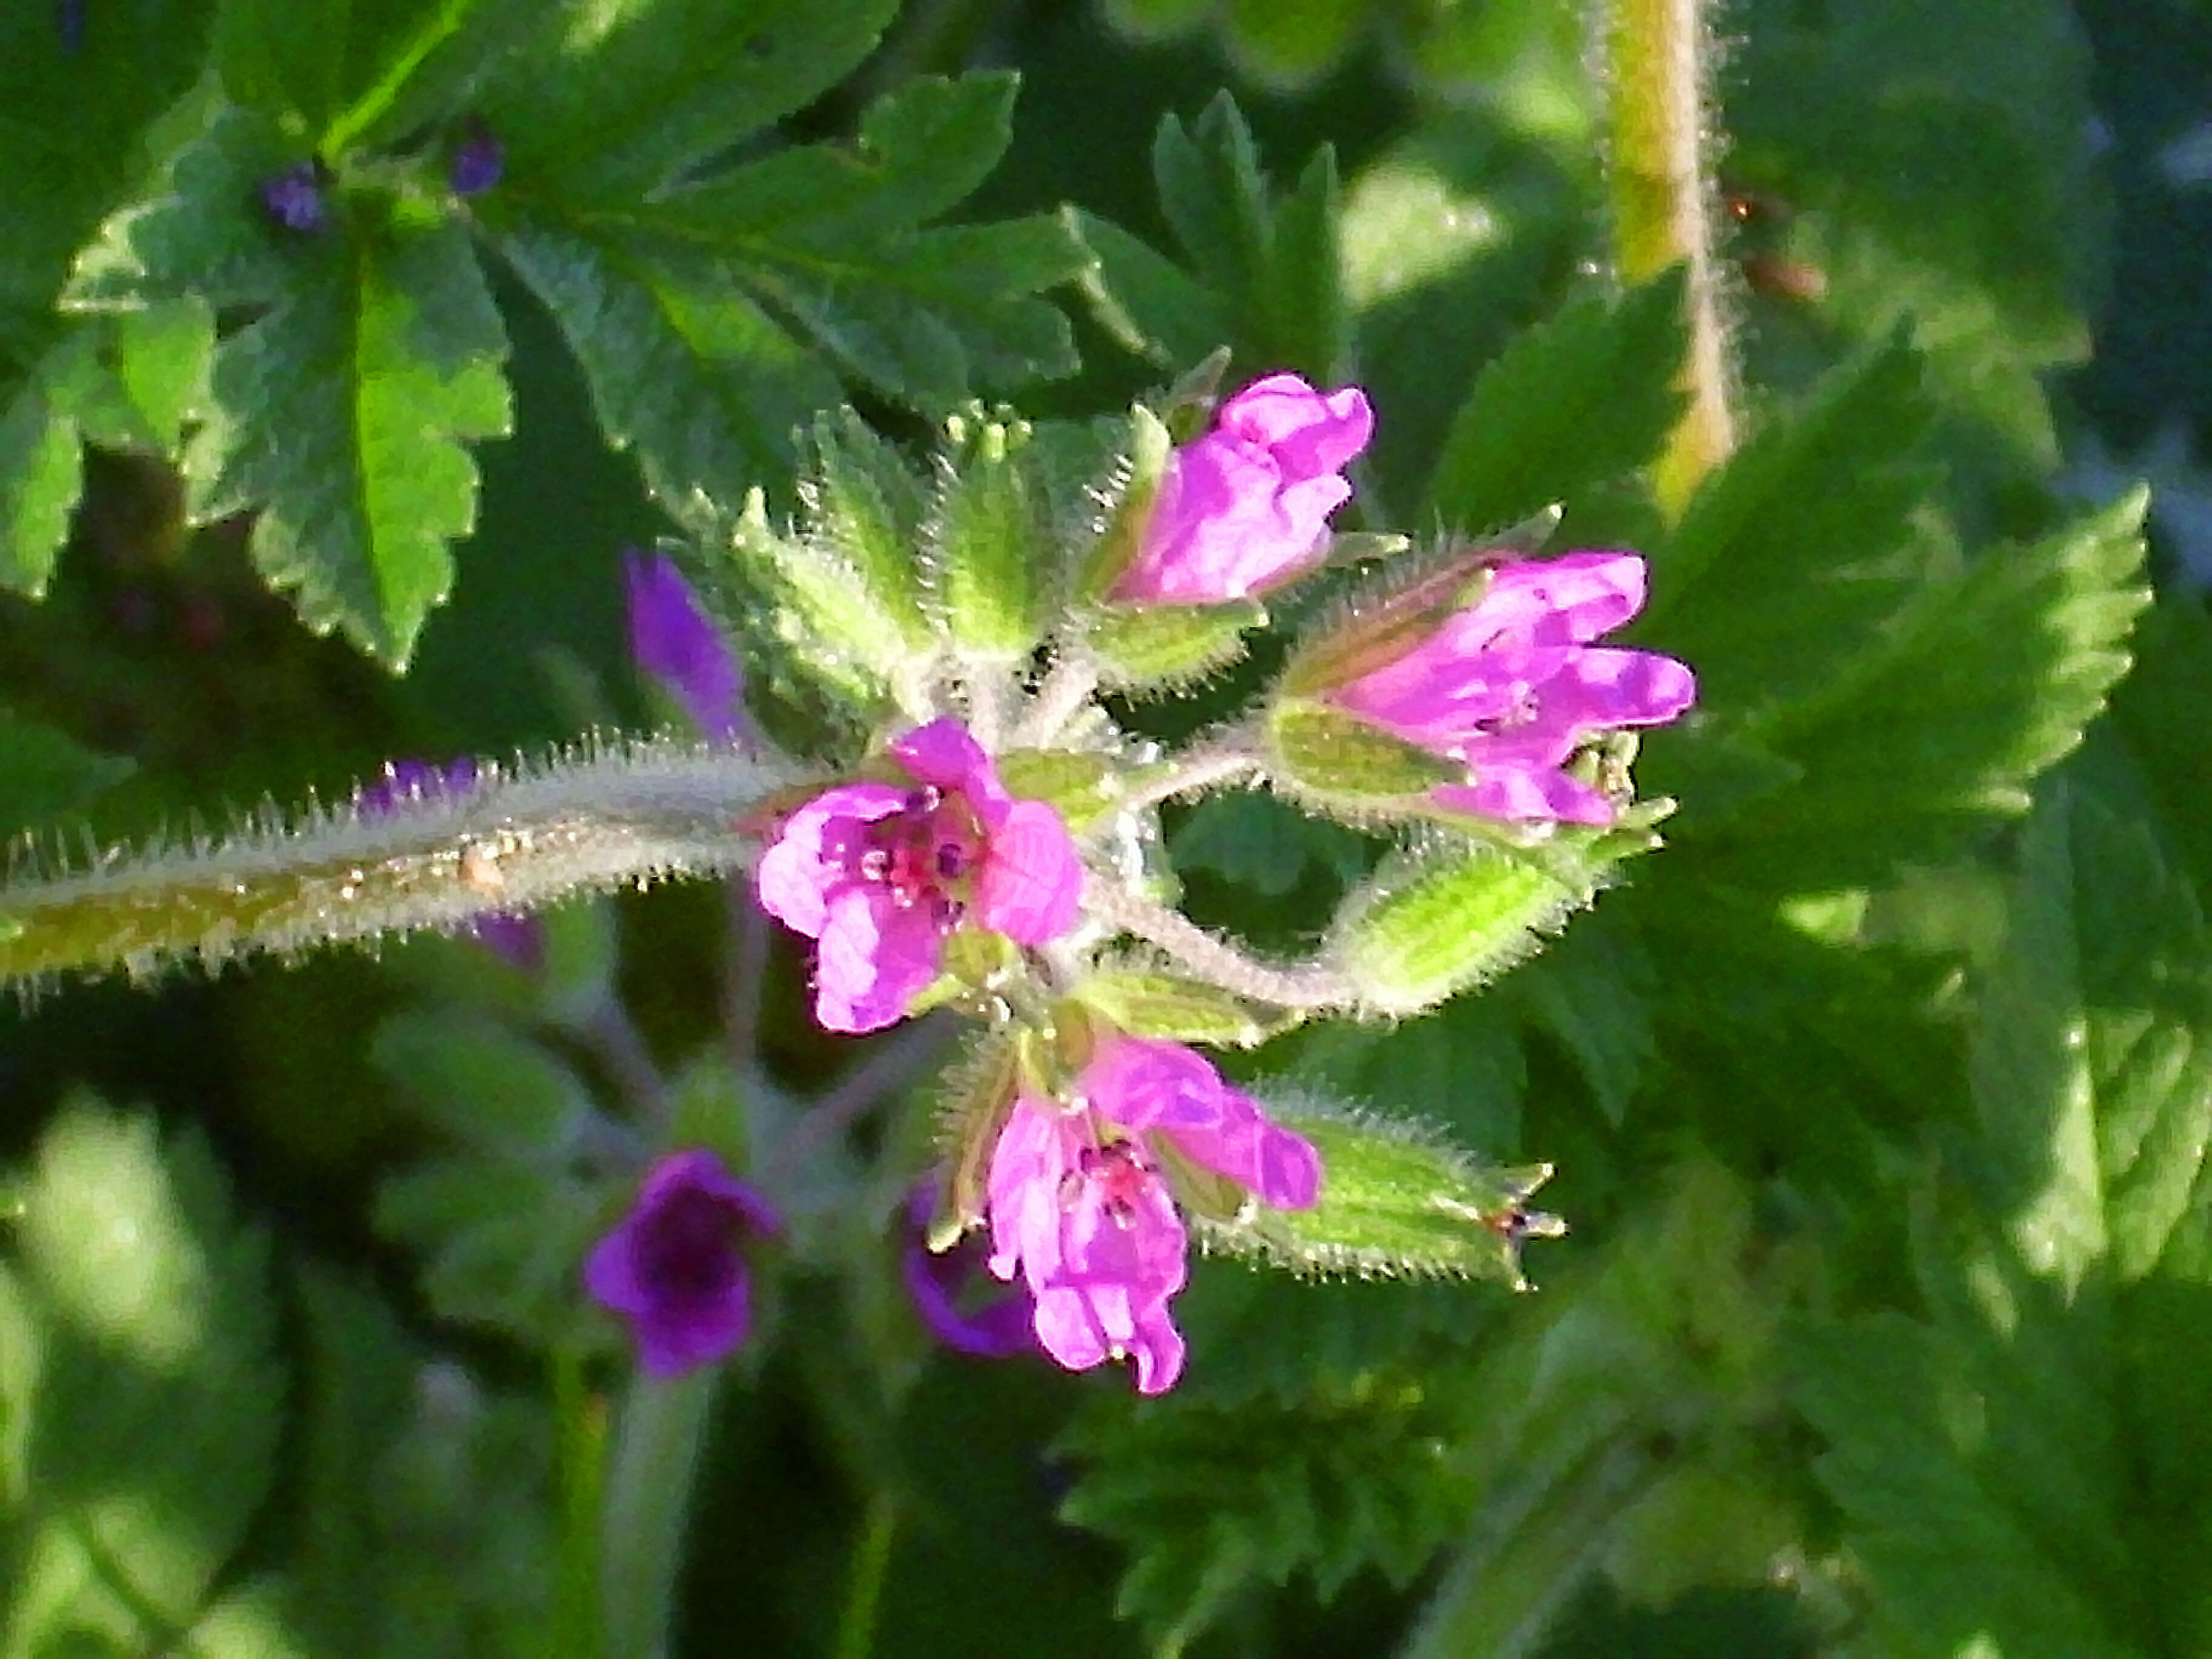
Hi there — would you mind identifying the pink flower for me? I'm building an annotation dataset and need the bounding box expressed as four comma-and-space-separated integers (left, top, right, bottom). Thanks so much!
1113, 374, 1373, 605
984, 1037, 1321, 1394
755, 719, 1084, 1034
1327, 551, 1697, 825
585, 1150, 780, 1378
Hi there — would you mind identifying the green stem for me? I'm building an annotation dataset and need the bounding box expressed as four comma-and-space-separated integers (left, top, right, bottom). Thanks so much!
0, 737, 800, 990
600, 1369, 720, 1659
552, 1345, 611, 1659
1607, 0, 1735, 516
830, 1493, 899, 1659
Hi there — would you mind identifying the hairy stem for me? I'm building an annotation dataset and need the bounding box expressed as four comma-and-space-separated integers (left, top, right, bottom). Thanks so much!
1116, 742, 1264, 816
1084, 879, 1358, 1013
1607, 0, 1735, 515
0, 736, 801, 990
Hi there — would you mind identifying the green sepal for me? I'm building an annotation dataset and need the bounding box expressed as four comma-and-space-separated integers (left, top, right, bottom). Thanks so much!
664, 1051, 753, 1173
1069, 965, 1283, 1048
729, 487, 905, 708
1329, 836, 1606, 1016
1198, 1100, 1563, 1285
1266, 699, 1469, 808
1076, 402, 1174, 602
1087, 598, 1266, 690
934, 1032, 1026, 1240
800, 409, 932, 649
928, 411, 1039, 662
995, 748, 1122, 831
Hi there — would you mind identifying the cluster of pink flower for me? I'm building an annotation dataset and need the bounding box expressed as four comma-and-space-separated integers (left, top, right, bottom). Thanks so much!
583, 374, 1695, 1393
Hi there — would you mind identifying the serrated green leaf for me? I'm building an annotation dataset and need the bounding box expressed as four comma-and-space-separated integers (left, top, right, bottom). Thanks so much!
1062, 207, 1232, 371
1424, 272, 1686, 537
184, 216, 512, 666
65, 102, 311, 314
1644, 339, 1942, 720
375, 1155, 602, 1345
1692, 491, 2150, 885
0, 1097, 283, 1652
51, 300, 217, 457
477, 0, 899, 203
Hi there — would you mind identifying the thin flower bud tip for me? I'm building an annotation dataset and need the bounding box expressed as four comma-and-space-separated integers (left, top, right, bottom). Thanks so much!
1112, 374, 1374, 605
754, 719, 1082, 1034
450, 123, 504, 196
260, 163, 327, 233
622, 548, 746, 743
584, 1149, 779, 1377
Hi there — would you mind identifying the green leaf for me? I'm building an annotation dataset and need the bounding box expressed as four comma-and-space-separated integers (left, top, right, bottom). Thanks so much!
369, 1010, 600, 1156
185, 215, 512, 667
0, 1098, 283, 1651
374, 1155, 602, 1346
1170, 790, 1370, 900
477, 0, 899, 204
1643, 338, 1942, 720
217, 0, 540, 150
1691, 491, 2150, 886
0, 355, 84, 594
1076, 93, 1346, 382
1423, 272, 1687, 537
490, 76, 1082, 508
0, 714, 133, 838
49, 300, 218, 457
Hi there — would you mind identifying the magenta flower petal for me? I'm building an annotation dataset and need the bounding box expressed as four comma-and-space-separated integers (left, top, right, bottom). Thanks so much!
755, 721, 1084, 1034
1321, 550, 1695, 826
1113, 374, 1374, 605
623, 548, 746, 742
585, 1150, 779, 1378
984, 1038, 1319, 1393
902, 1179, 1038, 1359
975, 800, 1083, 944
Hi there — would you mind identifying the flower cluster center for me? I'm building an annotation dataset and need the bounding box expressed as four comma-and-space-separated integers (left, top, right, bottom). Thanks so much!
851, 787, 983, 920
635, 1188, 746, 1301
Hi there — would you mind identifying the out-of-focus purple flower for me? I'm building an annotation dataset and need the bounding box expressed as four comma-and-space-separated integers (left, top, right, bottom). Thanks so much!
260, 163, 327, 233
902, 1178, 1036, 1359
1112, 374, 1373, 605
585, 1149, 779, 1378
984, 1037, 1320, 1394
1326, 551, 1697, 825
623, 548, 746, 743
450, 123, 504, 197
354, 758, 543, 972
756, 719, 1083, 1034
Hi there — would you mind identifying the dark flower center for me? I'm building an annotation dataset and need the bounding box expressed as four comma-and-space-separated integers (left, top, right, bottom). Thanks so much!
1075, 1138, 1158, 1227
853, 786, 983, 923
636, 1187, 747, 1302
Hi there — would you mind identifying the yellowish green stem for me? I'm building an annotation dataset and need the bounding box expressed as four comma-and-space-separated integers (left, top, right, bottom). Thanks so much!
1607, 0, 1736, 516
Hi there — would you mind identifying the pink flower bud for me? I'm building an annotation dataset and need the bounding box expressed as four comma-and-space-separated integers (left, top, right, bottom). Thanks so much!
1324, 551, 1696, 825
1111, 374, 1373, 605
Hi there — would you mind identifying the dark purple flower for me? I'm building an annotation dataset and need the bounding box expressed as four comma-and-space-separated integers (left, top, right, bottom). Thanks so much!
902, 1178, 1036, 1359
1113, 374, 1373, 605
1324, 551, 1697, 825
260, 163, 327, 234
623, 549, 746, 743
755, 719, 1084, 1034
354, 758, 542, 971
585, 1150, 780, 1377
985, 1037, 1320, 1394
451, 124, 504, 197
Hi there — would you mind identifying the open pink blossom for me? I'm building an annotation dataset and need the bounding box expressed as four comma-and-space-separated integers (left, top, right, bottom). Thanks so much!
1112, 373, 1373, 605
585, 1150, 780, 1378
1327, 551, 1696, 825
985, 1037, 1321, 1394
756, 719, 1084, 1034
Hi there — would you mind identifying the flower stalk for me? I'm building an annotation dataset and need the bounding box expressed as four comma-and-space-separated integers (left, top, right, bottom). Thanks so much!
1606, 0, 1736, 516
